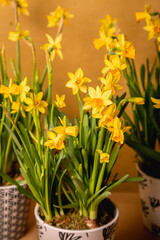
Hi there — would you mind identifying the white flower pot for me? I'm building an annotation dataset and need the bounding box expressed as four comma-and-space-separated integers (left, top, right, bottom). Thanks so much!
137, 164, 160, 235
0, 182, 31, 240
34, 201, 119, 240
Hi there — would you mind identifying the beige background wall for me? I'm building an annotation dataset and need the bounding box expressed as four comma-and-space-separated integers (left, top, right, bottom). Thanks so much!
0, 0, 159, 191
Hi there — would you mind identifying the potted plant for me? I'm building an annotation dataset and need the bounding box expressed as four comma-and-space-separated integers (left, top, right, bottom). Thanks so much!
121, 4, 160, 235
0, 9, 144, 240
0, 1, 73, 239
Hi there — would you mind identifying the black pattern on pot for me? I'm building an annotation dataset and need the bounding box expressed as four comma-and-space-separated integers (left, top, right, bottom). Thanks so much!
36, 219, 48, 238
0, 184, 31, 240
103, 222, 117, 240
149, 197, 160, 212
59, 232, 82, 240
140, 199, 149, 217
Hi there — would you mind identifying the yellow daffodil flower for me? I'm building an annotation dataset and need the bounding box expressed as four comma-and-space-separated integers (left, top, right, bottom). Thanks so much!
97, 103, 117, 127
44, 131, 65, 150
0, 0, 10, 7
129, 97, 145, 110
116, 34, 136, 60
94, 30, 113, 50
0, 85, 12, 101
55, 94, 66, 108
16, 77, 30, 102
83, 86, 112, 115
99, 15, 118, 36
97, 149, 110, 163
107, 117, 126, 144
143, 19, 160, 41
135, 5, 151, 23
151, 97, 160, 108
41, 33, 63, 61
99, 72, 122, 95
11, 97, 26, 118
47, 6, 74, 28
102, 55, 127, 77
24, 92, 48, 114
53, 116, 78, 141
8, 23, 29, 41
15, 0, 29, 16
0, 78, 19, 102
66, 68, 91, 95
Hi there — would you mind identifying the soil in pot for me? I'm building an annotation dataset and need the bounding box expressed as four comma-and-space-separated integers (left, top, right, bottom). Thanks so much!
39, 198, 115, 230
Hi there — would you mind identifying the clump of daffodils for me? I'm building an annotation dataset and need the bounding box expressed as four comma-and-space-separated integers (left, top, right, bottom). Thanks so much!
43, 15, 143, 227
123, 4, 160, 178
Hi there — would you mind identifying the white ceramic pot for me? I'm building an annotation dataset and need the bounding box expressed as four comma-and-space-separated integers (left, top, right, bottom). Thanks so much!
0, 182, 31, 240
34, 201, 119, 240
137, 164, 160, 235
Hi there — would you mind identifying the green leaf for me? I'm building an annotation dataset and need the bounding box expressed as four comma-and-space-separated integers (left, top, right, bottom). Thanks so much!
3, 122, 22, 151
106, 174, 129, 191
87, 186, 107, 206
106, 145, 120, 175
125, 177, 144, 182
65, 147, 80, 171
74, 116, 80, 128
140, 64, 145, 91
126, 138, 160, 162
90, 191, 111, 219
71, 177, 87, 196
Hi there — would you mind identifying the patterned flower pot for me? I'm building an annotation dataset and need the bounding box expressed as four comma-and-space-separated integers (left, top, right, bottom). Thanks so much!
137, 163, 160, 235
0, 182, 31, 240
34, 200, 119, 240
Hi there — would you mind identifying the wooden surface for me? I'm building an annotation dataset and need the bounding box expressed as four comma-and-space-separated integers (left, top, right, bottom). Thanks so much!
21, 192, 160, 240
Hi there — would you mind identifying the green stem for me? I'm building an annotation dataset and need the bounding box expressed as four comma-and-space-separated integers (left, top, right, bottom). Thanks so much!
40, 65, 47, 88
79, 109, 84, 146
33, 110, 42, 157
89, 127, 105, 195
47, 56, 53, 124
16, 39, 21, 79
0, 108, 6, 173
49, 102, 55, 127
2, 51, 7, 85
95, 138, 111, 193
44, 149, 52, 220
29, 38, 36, 91
13, 2, 21, 80
77, 91, 83, 117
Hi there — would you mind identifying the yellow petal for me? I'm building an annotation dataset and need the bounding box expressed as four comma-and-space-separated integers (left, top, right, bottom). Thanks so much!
8, 32, 19, 41
65, 126, 78, 137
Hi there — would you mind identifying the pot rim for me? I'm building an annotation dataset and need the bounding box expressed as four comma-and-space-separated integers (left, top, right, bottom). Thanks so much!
0, 180, 27, 190
136, 163, 160, 181
34, 200, 119, 233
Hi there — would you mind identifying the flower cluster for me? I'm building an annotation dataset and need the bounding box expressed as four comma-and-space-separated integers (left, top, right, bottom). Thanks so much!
45, 116, 78, 150
135, 5, 160, 49
0, 0, 74, 188
63, 16, 143, 157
